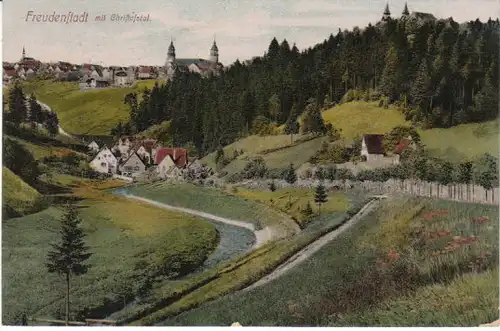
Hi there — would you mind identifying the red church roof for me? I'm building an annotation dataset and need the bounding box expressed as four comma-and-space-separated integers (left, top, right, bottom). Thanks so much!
155, 147, 188, 167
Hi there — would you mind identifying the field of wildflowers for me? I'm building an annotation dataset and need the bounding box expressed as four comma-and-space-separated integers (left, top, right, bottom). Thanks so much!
166, 197, 498, 326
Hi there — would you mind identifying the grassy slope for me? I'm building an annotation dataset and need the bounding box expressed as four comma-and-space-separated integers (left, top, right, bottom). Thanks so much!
2, 167, 41, 217
165, 198, 498, 326
21, 80, 158, 135
232, 187, 349, 224
123, 182, 298, 235
200, 134, 311, 170
5, 135, 84, 160
2, 177, 219, 323
322, 101, 498, 160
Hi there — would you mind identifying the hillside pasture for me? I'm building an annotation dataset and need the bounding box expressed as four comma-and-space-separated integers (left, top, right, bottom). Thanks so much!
2, 178, 219, 324
2, 167, 43, 219
5, 135, 84, 160
21, 80, 158, 135
164, 197, 498, 327
322, 101, 498, 160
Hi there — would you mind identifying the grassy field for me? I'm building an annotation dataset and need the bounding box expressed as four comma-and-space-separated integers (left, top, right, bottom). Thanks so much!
20, 80, 158, 135
322, 101, 498, 160
121, 182, 298, 236
232, 187, 349, 227
164, 197, 498, 326
420, 120, 499, 162
2, 167, 42, 218
5, 135, 84, 160
322, 101, 409, 140
2, 177, 219, 324
200, 134, 311, 170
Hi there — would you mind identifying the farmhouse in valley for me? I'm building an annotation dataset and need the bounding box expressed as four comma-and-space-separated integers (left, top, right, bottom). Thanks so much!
87, 140, 100, 152
360, 133, 415, 164
119, 152, 147, 177
155, 147, 188, 179
89, 146, 118, 174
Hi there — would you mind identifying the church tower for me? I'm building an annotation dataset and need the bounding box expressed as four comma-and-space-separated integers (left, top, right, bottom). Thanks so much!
209, 39, 219, 63
382, 2, 391, 21
167, 39, 176, 63
402, 2, 409, 16
21, 46, 26, 61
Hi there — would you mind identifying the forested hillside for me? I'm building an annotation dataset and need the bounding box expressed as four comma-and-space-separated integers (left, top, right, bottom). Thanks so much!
114, 13, 499, 157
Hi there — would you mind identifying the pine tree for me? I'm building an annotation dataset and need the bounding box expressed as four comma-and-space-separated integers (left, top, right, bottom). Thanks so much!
379, 45, 400, 101
269, 180, 277, 192
46, 204, 92, 325
8, 83, 28, 126
314, 183, 328, 214
285, 163, 297, 184
28, 94, 42, 128
45, 112, 59, 137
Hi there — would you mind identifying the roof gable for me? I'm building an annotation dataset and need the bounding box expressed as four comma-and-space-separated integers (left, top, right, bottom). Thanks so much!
154, 147, 188, 167
363, 134, 385, 155
121, 152, 146, 167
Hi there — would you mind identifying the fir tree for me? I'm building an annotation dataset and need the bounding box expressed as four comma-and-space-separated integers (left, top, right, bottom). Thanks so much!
8, 83, 28, 126
28, 94, 42, 128
46, 204, 92, 325
314, 183, 328, 214
301, 202, 314, 220
269, 180, 277, 192
45, 112, 59, 137
285, 163, 297, 184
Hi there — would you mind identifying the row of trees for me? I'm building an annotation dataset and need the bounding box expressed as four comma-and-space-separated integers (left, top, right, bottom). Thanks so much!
5, 84, 59, 136
114, 16, 498, 157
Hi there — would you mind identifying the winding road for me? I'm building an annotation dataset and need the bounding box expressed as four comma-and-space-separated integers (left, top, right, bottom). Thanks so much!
242, 197, 382, 291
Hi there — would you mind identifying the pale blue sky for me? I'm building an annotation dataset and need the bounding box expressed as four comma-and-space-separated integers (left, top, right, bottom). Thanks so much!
3, 0, 499, 66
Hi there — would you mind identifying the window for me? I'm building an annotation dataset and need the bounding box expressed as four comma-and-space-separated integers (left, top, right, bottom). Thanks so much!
134, 166, 140, 171
101, 162, 107, 167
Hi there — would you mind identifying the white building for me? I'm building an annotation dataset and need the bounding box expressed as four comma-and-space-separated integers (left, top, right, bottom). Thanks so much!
87, 140, 100, 152
89, 146, 118, 174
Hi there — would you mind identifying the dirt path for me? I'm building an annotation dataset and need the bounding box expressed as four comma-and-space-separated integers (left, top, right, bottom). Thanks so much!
242, 198, 382, 291
120, 194, 274, 248
35, 98, 79, 140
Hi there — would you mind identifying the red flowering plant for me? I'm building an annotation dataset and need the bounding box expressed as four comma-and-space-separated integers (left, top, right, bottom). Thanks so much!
472, 216, 489, 224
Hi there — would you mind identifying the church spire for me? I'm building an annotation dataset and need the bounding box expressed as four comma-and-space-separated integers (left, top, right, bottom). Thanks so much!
402, 2, 409, 15
210, 38, 219, 63
21, 46, 26, 60
382, 2, 391, 21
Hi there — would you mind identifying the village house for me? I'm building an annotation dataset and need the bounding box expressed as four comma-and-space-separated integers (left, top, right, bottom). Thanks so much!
89, 146, 118, 174
87, 140, 100, 152
360, 133, 415, 164
112, 136, 135, 158
119, 152, 147, 178
155, 147, 188, 179
129, 139, 159, 165
361, 134, 386, 162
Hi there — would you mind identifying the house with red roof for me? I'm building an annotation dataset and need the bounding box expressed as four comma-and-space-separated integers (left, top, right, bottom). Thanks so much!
154, 147, 188, 179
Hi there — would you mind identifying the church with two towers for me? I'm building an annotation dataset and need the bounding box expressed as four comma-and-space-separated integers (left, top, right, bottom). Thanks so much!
164, 39, 223, 80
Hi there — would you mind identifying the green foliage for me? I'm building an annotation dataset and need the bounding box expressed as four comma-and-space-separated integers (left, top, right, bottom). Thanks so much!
285, 163, 297, 184
314, 183, 328, 214
3, 136, 41, 185
300, 201, 314, 220
302, 102, 327, 134
269, 181, 277, 192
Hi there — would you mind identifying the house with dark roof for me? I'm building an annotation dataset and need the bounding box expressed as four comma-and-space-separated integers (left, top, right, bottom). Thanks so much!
361, 134, 386, 162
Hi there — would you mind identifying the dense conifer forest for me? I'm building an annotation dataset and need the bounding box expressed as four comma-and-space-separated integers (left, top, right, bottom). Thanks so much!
115, 9, 499, 157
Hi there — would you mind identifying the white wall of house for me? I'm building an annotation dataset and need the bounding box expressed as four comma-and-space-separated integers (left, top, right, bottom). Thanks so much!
156, 155, 175, 179
90, 70, 100, 79
187, 63, 201, 74
89, 147, 118, 174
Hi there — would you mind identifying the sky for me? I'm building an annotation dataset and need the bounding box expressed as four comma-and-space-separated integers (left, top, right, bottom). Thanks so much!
3, 0, 500, 66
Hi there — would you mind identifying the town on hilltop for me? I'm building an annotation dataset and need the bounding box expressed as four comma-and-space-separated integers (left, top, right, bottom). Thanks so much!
3, 39, 224, 88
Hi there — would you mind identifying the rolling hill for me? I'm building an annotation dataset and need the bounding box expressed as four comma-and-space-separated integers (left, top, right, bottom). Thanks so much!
2, 167, 42, 219
20, 80, 158, 136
